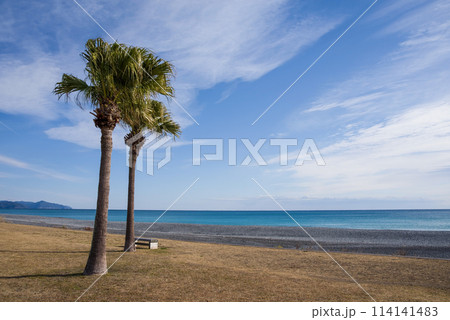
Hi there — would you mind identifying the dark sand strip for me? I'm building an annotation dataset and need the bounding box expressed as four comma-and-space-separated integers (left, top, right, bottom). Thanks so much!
2, 214, 449, 259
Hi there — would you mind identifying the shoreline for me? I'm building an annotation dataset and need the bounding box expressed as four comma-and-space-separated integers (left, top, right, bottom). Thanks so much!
2, 213, 449, 260
1, 208, 449, 231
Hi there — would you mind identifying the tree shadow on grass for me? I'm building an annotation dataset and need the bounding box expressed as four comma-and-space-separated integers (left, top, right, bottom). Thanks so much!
0, 250, 90, 254
0, 272, 84, 279
0, 249, 123, 254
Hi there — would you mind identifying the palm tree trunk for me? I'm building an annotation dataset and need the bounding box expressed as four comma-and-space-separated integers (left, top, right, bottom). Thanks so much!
84, 127, 113, 275
124, 144, 138, 252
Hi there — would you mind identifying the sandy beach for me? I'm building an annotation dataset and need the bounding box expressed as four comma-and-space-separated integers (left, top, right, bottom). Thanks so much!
2, 213, 449, 259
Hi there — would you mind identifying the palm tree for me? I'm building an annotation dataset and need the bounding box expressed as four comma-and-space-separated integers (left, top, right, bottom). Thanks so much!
53, 38, 175, 275
122, 99, 181, 252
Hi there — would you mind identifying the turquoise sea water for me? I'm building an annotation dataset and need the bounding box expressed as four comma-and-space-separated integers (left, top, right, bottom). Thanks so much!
1, 209, 450, 231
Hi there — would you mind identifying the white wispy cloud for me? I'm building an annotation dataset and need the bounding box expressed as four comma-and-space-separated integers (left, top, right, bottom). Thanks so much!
112, 0, 341, 123
45, 109, 192, 150
42, 0, 341, 148
0, 154, 81, 182
272, 0, 450, 206
0, 0, 88, 120
274, 101, 450, 205
0, 57, 61, 119
306, 92, 386, 113
303, 0, 450, 119
45, 109, 128, 150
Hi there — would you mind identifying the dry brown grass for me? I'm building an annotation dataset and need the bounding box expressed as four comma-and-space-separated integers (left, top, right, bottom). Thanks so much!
0, 222, 449, 302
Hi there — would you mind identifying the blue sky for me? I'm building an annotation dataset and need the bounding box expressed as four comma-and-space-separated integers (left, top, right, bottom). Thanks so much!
1, 0, 449, 210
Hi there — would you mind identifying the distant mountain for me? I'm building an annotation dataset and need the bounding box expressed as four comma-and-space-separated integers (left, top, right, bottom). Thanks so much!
0, 200, 71, 210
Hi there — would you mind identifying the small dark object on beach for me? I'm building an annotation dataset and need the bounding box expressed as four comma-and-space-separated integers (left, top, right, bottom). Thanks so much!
83, 227, 93, 231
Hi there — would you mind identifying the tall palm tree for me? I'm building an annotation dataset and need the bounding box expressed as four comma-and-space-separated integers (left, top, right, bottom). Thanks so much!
122, 99, 181, 252
53, 38, 175, 275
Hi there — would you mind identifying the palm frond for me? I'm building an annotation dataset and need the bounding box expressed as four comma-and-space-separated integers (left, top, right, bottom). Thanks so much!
53, 37, 178, 131
121, 97, 181, 143
53, 74, 98, 108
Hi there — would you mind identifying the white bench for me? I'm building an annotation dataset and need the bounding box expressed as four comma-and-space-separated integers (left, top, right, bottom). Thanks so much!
135, 237, 159, 249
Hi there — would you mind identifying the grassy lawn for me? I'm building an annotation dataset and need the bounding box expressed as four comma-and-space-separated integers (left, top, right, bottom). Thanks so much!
0, 221, 449, 301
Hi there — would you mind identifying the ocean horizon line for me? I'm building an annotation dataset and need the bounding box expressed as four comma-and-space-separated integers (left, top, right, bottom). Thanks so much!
32, 208, 450, 212
2, 208, 449, 231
